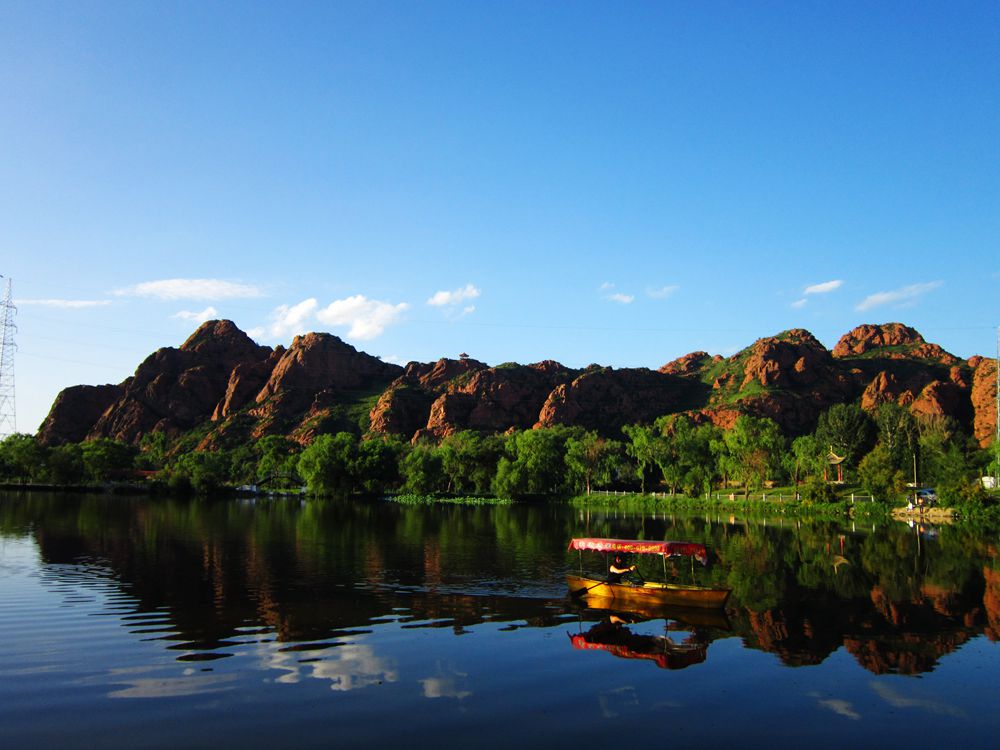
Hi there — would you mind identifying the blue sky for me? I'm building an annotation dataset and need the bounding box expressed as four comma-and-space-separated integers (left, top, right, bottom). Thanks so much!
2, 1, 998, 433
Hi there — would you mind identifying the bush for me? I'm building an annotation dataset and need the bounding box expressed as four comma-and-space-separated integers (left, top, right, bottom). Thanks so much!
800, 477, 839, 505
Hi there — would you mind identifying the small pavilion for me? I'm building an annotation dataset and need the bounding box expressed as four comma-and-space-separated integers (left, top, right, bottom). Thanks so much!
824, 448, 846, 483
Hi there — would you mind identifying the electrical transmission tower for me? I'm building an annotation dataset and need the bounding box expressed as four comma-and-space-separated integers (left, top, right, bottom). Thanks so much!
0, 276, 16, 439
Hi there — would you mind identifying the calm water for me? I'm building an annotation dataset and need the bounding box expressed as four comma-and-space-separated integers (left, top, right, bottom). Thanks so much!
1, 491, 998, 749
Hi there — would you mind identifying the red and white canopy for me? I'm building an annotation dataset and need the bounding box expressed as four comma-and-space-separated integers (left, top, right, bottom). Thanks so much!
568, 538, 708, 563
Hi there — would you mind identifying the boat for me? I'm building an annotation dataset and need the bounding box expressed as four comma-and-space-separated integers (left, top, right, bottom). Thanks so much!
566, 537, 731, 609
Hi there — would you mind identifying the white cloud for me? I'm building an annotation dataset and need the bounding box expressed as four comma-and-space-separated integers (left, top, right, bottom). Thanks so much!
421, 675, 472, 700
870, 682, 965, 718
816, 698, 861, 721
316, 295, 408, 340
116, 278, 263, 300
791, 298, 808, 309
607, 293, 634, 304
107, 673, 237, 699
647, 285, 680, 299
855, 281, 942, 312
264, 298, 319, 339
172, 306, 219, 325
804, 279, 844, 295
259, 642, 397, 692
600, 281, 615, 291
427, 284, 480, 307
16, 298, 112, 308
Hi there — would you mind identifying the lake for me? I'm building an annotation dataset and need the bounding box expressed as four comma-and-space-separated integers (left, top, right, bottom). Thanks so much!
1, 491, 998, 749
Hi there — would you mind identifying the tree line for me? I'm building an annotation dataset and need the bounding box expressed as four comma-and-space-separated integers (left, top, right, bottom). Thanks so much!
0, 402, 994, 506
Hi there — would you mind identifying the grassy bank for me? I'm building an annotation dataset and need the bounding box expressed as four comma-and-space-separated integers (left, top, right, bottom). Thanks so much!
567, 490, 894, 523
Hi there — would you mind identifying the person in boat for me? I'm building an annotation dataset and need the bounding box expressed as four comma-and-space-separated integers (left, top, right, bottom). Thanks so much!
608, 553, 638, 584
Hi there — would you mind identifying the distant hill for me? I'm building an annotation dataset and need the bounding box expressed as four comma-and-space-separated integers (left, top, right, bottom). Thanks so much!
37, 320, 998, 449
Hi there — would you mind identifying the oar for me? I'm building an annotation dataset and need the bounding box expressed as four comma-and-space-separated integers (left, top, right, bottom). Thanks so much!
570, 579, 607, 597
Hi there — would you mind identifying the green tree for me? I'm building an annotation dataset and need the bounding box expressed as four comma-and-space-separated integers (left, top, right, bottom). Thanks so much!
917, 415, 976, 503
720, 416, 785, 499
168, 450, 229, 494
47, 443, 84, 484
857, 443, 906, 502
355, 435, 405, 493
137, 431, 170, 470
622, 424, 658, 493
815, 403, 874, 477
0, 434, 45, 481
439, 431, 503, 494
400, 442, 445, 494
786, 434, 825, 487
492, 427, 577, 498
297, 432, 358, 495
650, 415, 720, 496
255, 436, 301, 487
873, 402, 918, 476
565, 431, 621, 494
81, 438, 136, 482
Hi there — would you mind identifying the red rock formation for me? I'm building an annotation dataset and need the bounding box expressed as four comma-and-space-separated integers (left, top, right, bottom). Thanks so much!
911, 380, 970, 422
403, 357, 487, 389
212, 347, 285, 421
861, 371, 905, 411
256, 332, 401, 408
833, 323, 926, 357
536, 367, 696, 434
659, 351, 712, 376
36, 319, 990, 448
833, 322, 958, 364
429, 362, 575, 437
741, 329, 832, 389
971, 358, 998, 447
87, 321, 271, 444
36, 383, 124, 445
248, 332, 402, 436
368, 381, 437, 438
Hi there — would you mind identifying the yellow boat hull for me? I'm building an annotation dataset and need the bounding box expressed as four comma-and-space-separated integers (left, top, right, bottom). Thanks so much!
566, 574, 730, 610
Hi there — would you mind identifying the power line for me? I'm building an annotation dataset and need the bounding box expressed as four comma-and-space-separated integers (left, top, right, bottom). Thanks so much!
0, 276, 17, 438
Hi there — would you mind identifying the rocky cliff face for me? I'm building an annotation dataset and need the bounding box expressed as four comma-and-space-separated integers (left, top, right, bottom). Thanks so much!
38, 321, 273, 445
248, 332, 402, 441
536, 367, 699, 434
36, 383, 124, 445
37, 319, 995, 449
971, 358, 998, 447
832, 323, 958, 365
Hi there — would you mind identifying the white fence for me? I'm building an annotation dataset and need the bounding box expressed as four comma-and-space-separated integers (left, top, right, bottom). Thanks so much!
589, 489, 876, 502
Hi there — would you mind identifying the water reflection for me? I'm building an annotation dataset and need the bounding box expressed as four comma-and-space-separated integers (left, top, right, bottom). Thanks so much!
569, 616, 708, 670
0, 492, 998, 680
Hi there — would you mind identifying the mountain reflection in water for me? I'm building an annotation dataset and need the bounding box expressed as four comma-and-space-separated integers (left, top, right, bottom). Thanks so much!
5, 491, 1000, 749
1, 491, 998, 679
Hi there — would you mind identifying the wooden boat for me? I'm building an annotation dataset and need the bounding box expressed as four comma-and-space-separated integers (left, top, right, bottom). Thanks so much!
567, 537, 731, 609
566, 574, 730, 609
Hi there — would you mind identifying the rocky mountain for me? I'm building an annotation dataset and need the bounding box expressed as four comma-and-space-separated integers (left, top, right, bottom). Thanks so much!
36, 320, 997, 448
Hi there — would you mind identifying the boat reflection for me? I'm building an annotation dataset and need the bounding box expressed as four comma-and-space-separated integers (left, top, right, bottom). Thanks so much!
568, 599, 730, 671
569, 614, 708, 670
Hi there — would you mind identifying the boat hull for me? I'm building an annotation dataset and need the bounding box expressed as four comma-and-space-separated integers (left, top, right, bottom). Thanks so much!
566, 574, 730, 609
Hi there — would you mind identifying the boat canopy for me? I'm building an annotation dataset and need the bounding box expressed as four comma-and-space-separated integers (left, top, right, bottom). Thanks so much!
569, 538, 708, 563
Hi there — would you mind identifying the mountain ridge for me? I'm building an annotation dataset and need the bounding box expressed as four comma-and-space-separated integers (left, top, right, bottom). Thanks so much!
36, 320, 998, 448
